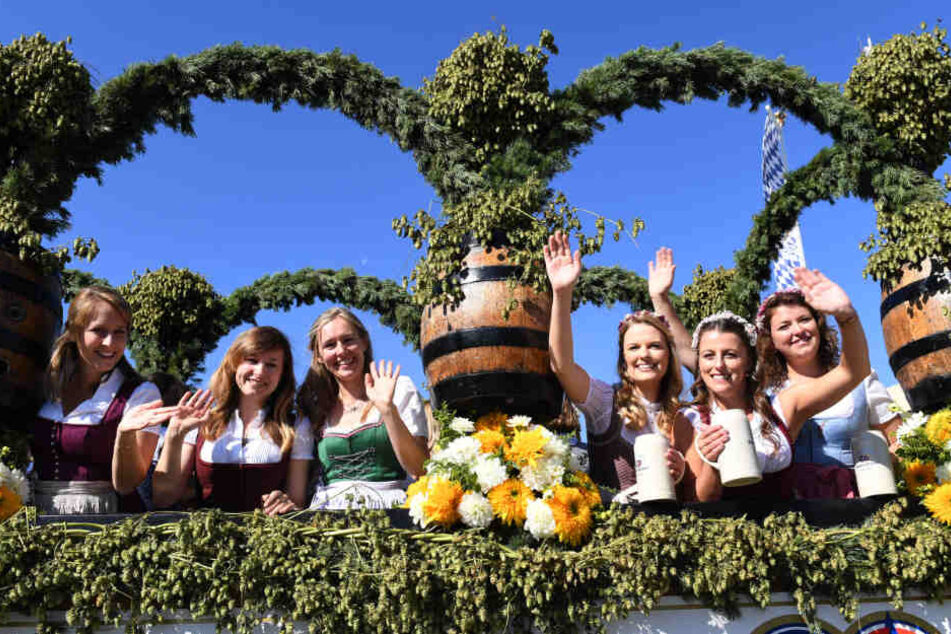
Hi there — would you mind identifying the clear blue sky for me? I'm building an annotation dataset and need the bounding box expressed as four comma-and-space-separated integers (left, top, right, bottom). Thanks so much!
2, 1, 947, 406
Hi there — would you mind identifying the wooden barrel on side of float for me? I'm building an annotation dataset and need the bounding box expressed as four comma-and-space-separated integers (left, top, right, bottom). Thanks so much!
0, 250, 62, 432
880, 259, 951, 413
420, 240, 564, 422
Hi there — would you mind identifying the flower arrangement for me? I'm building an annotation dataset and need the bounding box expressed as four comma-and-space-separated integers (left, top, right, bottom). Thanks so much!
0, 447, 29, 522
407, 410, 600, 545
894, 406, 951, 524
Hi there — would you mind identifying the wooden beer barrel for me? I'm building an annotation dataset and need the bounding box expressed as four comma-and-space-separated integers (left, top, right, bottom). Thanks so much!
880, 259, 951, 413
420, 239, 563, 421
0, 250, 62, 432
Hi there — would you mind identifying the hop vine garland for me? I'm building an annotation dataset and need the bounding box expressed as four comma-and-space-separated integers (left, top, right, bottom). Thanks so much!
1, 501, 950, 634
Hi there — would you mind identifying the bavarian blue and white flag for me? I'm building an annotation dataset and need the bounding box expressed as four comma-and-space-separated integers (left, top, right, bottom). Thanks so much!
763, 107, 806, 290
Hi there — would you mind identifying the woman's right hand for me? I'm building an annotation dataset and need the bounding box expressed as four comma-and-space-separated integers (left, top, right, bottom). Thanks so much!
168, 389, 214, 437
544, 231, 582, 292
648, 246, 676, 299
697, 424, 729, 462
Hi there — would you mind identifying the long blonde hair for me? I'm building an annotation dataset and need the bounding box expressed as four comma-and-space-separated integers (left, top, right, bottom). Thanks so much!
45, 286, 139, 401
297, 307, 373, 436
203, 326, 297, 453
614, 312, 682, 436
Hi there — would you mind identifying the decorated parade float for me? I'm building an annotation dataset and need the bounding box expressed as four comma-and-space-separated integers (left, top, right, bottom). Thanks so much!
0, 22, 950, 634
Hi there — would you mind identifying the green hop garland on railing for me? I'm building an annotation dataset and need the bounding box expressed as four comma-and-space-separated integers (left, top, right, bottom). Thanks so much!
1, 501, 950, 634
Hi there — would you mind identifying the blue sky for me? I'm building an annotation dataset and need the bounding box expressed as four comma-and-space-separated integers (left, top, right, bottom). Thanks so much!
2, 1, 947, 407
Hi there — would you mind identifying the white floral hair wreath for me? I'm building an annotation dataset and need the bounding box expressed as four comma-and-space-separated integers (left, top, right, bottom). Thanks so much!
690, 311, 758, 350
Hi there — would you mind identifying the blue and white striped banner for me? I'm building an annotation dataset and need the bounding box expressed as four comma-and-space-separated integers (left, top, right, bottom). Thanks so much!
763, 108, 806, 291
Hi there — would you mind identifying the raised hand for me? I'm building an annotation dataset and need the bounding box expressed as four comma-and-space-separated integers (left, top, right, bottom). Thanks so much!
648, 247, 676, 298
168, 389, 214, 435
696, 424, 729, 463
543, 231, 582, 292
117, 400, 181, 433
365, 360, 400, 410
666, 447, 686, 482
793, 268, 855, 320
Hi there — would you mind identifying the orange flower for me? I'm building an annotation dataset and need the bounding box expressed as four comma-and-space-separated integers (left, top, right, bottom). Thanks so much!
571, 471, 602, 508
924, 482, 951, 525
547, 485, 592, 547
904, 460, 937, 496
422, 478, 463, 528
474, 429, 507, 454
405, 475, 430, 502
475, 412, 507, 433
487, 479, 533, 526
0, 485, 21, 521
504, 427, 548, 468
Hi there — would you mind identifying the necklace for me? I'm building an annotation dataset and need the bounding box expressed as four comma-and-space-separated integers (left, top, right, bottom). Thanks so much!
341, 399, 367, 414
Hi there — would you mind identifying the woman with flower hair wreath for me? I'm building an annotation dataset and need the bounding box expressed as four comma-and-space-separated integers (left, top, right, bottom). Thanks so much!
649, 248, 874, 499
757, 288, 900, 499
544, 233, 719, 502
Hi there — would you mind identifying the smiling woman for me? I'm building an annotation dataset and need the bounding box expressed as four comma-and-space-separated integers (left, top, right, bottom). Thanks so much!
32, 286, 172, 514
151, 326, 312, 514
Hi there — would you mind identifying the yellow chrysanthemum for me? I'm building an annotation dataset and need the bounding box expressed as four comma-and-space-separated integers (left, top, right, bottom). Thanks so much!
925, 408, 951, 447
405, 475, 430, 503
475, 411, 507, 433
571, 471, 603, 508
422, 478, 463, 528
903, 460, 937, 496
547, 485, 592, 547
504, 427, 548, 468
487, 479, 533, 526
924, 482, 951, 525
0, 485, 22, 522
474, 429, 507, 454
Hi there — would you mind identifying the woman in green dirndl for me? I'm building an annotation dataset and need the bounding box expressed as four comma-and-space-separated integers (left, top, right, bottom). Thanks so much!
299, 307, 429, 509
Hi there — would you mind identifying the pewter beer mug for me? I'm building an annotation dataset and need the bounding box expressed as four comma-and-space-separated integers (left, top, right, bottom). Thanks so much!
634, 433, 676, 502
698, 409, 762, 487
851, 430, 898, 497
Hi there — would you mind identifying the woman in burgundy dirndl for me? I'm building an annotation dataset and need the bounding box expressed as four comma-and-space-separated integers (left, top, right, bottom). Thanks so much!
32, 286, 178, 514
152, 326, 312, 514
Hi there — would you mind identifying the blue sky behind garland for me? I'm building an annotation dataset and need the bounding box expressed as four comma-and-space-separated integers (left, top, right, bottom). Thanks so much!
2, 1, 948, 410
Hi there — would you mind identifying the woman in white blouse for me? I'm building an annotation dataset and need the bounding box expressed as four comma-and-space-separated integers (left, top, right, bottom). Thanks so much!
33, 286, 177, 514
152, 326, 312, 514
544, 233, 718, 502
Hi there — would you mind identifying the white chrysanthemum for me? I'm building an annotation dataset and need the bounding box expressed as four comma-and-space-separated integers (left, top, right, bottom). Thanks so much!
408, 492, 428, 528
436, 436, 482, 466
896, 412, 929, 441
937, 462, 951, 484
543, 435, 569, 461
458, 492, 494, 528
0, 462, 29, 502
569, 446, 589, 473
449, 417, 476, 434
506, 415, 532, 429
473, 455, 508, 493
520, 459, 565, 492
524, 498, 556, 539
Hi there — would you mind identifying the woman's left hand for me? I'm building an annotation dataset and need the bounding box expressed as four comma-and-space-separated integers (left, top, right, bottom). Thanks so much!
793, 268, 856, 320
666, 448, 686, 483
261, 490, 300, 516
365, 360, 400, 410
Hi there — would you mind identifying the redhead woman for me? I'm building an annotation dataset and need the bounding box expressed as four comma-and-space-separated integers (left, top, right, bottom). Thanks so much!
33, 286, 176, 514
152, 326, 312, 514
544, 233, 718, 502
649, 249, 872, 499
298, 307, 428, 509
757, 288, 900, 498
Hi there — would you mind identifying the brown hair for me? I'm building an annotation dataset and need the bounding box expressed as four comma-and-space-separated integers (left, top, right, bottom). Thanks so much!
45, 286, 139, 401
690, 316, 782, 455
614, 313, 682, 437
757, 293, 839, 391
203, 326, 297, 453
297, 307, 373, 436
